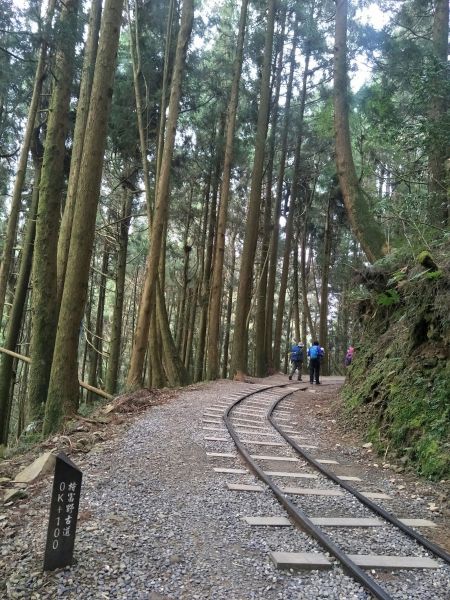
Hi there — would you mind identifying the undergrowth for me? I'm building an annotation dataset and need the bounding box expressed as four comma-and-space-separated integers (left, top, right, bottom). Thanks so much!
343, 241, 450, 480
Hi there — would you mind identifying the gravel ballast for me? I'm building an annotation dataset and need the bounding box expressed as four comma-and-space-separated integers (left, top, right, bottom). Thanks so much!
1, 376, 449, 599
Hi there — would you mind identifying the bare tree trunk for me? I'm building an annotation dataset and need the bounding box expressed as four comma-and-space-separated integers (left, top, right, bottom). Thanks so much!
428, 0, 449, 226
105, 185, 133, 395
0, 0, 56, 329
193, 177, 211, 381
176, 189, 193, 350
206, 0, 248, 380
155, 0, 176, 187
127, 0, 194, 389
273, 51, 310, 370
265, 15, 298, 369
156, 279, 189, 386
319, 193, 333, 375
301, 213, 315, 341
283, 302, 293, 374
0, 160, 41, 445
221, 235, 236, 379
230, 0, 275, 379
148, 306, 166, 387
57, 0, 102, 303
195, 120, 224, 381
255, 10, 286, 378
184, 282, 198, 373
334, 0, 387, 262
293, 237, 301, 341
87, 246, 109, 400
44, 0, 126, 434
28, 0, 79, 423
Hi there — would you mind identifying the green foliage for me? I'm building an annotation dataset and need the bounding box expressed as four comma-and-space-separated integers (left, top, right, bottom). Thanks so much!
343, 243, 450, 480
376, 289, 400, 306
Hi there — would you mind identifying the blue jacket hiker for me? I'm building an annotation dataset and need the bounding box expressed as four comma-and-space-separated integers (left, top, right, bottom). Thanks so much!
307, 341, 324, 384
289, 341, 304, 381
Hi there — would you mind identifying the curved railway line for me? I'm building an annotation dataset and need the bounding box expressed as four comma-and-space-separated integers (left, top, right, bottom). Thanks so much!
203, 380, 450, 600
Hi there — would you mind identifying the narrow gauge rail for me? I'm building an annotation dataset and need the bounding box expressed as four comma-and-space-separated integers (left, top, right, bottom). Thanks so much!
214, 382, 450, 600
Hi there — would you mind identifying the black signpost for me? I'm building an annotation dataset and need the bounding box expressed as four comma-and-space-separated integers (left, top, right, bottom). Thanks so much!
43, 452, 82, 571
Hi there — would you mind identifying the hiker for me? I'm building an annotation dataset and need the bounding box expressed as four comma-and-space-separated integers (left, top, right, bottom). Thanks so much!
288, 341, 304, 381
345, 346, 354, 367
308, 340, 324, 384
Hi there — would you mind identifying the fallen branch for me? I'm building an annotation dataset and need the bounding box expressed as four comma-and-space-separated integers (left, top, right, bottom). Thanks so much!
0, 347, 113, 400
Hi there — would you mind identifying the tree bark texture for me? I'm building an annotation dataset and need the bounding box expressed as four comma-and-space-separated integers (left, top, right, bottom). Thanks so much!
230, 0, 275, 378
206, 0, 248, 380
57, 0, 102, 304
221, 236, 236, 379
28, 0, 79, 423
44, 0, 125, 435
265, 15, 298, 369
127, 0, 194, 389
273, 51, 309, 371
87, 246, 109, 400
319, 194, 333, 375
334, 0, 387, 263
254, 9, 286, 378
193, 174, 212, 382
105, 185, 133, 395
0, 161, 41, 445
0, 0, 56, 330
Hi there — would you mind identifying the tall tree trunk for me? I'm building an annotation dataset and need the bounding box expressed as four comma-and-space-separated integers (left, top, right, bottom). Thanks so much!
265, 15, 298, 369
148, 306, 166, 388
230, 0, 276, 379
128, 0, 153, 218
156, 279, 189, 386
193, 182, 210, 381
283, 302, 293, 374
57, 0, 102, 303
105, 184, 133, 395
176, 189, 193, 350
334, 0, 387, 262
184, 282, 198, 372
44, 0, 126, 435
155, 0, 176, 187
319, 193, 333, 376
195, 120, 224, 381
0, 0, 56, 329
127, 0, 194, 389
428, 0, 449, 226
301, 215, 315, 341
221, 235, 236, 379
28, 0, 79, 423
273, 51, 310, 371
293, 237, 301, 342
0, 160, 41, 445
206, 0, 248, 380
87, 246, 109, 400
254, 9, 286, 378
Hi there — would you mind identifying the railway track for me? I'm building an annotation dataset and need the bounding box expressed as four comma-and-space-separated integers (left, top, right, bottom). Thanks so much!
203, 380, 450, 600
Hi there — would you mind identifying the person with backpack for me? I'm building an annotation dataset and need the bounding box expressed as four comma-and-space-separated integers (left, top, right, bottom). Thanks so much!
308, 340, 324, 384
344, 346, 354, 367
288, 341, 304, 381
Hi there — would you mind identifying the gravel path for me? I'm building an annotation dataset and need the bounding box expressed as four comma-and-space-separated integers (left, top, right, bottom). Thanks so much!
1, 377, 449, 599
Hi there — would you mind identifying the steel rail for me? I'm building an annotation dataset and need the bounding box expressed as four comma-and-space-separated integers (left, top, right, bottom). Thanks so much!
268, 395, 450, 566
223, 383, 394, 600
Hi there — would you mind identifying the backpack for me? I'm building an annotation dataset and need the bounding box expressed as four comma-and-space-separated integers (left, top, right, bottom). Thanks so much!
290, 345, 303, 362
309, 345, 320, 359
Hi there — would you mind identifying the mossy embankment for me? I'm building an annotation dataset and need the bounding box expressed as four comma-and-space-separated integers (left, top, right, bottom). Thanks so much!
342, 243, 450, 480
